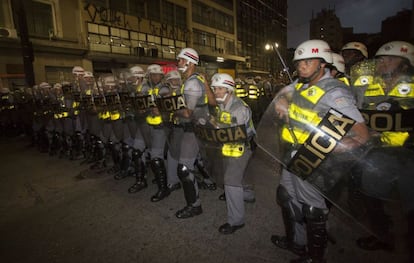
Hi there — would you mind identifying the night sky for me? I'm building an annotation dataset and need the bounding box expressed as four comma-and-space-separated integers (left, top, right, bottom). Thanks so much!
287, 0, 412, 48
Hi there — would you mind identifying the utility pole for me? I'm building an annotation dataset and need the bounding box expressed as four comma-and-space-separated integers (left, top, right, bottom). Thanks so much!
12, 0, 35, 86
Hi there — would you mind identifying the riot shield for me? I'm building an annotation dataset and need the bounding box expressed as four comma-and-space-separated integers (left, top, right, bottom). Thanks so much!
354, 68, 414, 243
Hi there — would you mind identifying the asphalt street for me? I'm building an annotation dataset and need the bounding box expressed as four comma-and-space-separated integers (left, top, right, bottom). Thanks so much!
0, 136, 409, 263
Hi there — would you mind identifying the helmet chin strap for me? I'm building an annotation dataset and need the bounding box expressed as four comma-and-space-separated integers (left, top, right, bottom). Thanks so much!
178, 62, 189, 73
216, 93, 228, 104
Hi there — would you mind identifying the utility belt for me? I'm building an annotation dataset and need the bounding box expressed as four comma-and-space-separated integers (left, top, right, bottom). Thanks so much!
221, 137, 255, 158
146, 114, 163, 126
176, 122, 194, 132
194, 124, 251, 157
98, 111, 121, 121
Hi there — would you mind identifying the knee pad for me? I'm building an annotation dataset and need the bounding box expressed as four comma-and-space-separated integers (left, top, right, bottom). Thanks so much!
150, 157, 164, 170
121, 142, 131, 156
302, 204, 329, 222
177, 163, 192, 182
276, 185, 292, 207
132, 148, 143, 159
277, 185, 303, 222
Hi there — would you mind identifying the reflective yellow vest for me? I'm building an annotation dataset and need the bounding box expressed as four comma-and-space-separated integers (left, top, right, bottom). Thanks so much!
281, 82, 333, 144
248, 85, 259, 99
235, 84, 247, 98
215, 99, 255, 157
145, 86, 163, 126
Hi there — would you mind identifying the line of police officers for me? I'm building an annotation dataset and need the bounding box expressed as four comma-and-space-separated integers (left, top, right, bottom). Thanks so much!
0, 47, 258, 235
1, 39, 413, 262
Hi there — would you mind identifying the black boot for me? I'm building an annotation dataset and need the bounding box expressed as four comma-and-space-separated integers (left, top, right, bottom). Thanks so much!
107, 141, 120, 175
271, 206, 306, 256
114, 142, 131, 180
150, 158, 170, 202
291, 205, 328, 263
128, 149, 147, 193
195, 157, 216, 190
89, 138, 106, 171
271, 185, 306, 256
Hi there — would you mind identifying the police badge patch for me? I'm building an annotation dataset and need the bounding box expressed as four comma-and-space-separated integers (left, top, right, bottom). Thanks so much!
397, 84, 411, 95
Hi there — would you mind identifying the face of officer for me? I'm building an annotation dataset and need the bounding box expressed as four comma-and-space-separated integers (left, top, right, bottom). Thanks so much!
167, 78, 181, 90
127, 75, 143, 86
177, 58, 195, 76
342, 49, 365, 70
375, 55, 407, 79
213, 86, 232, 104
295, 58, 326, 85
149, 73, 163, 86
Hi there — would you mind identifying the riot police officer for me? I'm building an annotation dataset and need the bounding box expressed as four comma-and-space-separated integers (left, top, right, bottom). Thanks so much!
330, 53, 350, 86
341, 41, 368, 75
353, 41, 414, 259
270, 39, 370, 262
0, 87, 14, 137
160, 69, 183, 192
174, 47, 210, 218
234, 78, 247, 100
209, 73, 256, 234
144, 64, 171, 202
127, 65, 150, 193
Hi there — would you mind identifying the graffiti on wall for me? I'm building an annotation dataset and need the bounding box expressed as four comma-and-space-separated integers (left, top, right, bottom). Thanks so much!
84, 3, 131, 29
84, 3, 189, 42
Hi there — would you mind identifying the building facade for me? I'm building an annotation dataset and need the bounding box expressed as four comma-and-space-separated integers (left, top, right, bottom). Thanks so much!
0, 0, 288, 90
309, 8, 343, 52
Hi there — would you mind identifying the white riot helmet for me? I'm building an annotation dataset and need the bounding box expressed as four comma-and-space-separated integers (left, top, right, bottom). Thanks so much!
146, 64, 164, 75
211, 73, 235, 91
177, 48, 199, 73
293, 39, 333, 64
165, 70, 181, 81
72, 66, 85, 76
341, 42, 368, 58
375, 41, 414, 67
331, 53, 345, 73
130, 65, 145, 78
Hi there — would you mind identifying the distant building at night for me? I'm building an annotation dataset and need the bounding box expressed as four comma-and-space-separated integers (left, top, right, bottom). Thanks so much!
382, 9, 412, 42
309, 8, 343, 52
310, 6, 413, 58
